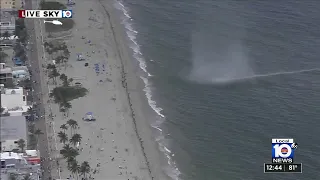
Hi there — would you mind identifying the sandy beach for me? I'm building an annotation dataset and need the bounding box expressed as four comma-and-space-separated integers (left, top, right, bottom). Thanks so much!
38, 0, 170, 179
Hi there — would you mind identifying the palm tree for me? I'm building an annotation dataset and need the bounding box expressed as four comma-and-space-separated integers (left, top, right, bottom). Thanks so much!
8, 173, 17, 180
27, 107, 33, 115
62, 101, 72, 116
60, 144, 79, 158
46, 63, 56, 70
67, 119, 78, 135
60, 124, 68, 133
68, 160, 80, 179
49, 67, 60, 84
59, 106, 67, 116
58, 131, 68, 144
60, 144, 72, 157
44, 41, 49, 48
55, 55, 64, 64
80, 161, 90, 178
70, 133, 82, 147
63, 48, 70, 57
63, 49, 70, 69
34, 128, 43, 145
3, 31, 10, 39
68, 78, 73, 86
67, 156, 76, 167
60, 74, 72, 87
23, 174, 31, 180
17, 139, 26, 152
60, 73, 68, 82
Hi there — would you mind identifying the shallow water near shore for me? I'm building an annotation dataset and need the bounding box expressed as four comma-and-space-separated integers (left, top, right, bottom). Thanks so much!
113, 0, 320, 180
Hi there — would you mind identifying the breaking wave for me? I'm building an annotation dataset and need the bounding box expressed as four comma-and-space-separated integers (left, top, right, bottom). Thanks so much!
114, 1, 181, 179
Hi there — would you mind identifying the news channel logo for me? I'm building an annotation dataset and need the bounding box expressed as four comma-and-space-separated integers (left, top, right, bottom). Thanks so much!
272, 138, 298, 163
62, 10, 72, 18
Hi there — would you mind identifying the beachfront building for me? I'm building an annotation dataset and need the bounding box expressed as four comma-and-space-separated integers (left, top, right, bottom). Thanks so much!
0, 151, 41, 180
0, 0, 24, 10
1, 85, 30, 115
0, 11, 16, 35
0, 116, 27, 152
0, 63, 13, 87
0, 139, 20, 152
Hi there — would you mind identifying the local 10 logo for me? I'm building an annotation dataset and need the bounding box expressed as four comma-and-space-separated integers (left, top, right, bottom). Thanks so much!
272, 138, 298, 163
62, 10, 72, 18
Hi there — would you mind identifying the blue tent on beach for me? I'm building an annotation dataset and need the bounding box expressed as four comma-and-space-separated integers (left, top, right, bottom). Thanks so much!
83, 112, 96, 121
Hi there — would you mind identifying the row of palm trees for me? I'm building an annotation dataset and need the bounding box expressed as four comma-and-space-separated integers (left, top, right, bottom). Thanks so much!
57, 119, 91, 179
15, 18, 28, 44
47, 64, 60, 84
44, 41, 70, 68
47, 64, 73, 86
9, 173, 32, 180
47, 64, 74, 115
27, 122, 44, 149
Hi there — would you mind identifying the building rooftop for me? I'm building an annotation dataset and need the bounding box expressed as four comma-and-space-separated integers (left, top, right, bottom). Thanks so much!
0, 116, 27, 142
3, 87, 23, 95
0, 11, 15, 24
1, 87, 27, 110
0, 152, 22, 160
1, 151, 41, 180
0, 63, 13, 74
1, 139, 20, 152
0, 0, 23, 10
0, 67, 12, 74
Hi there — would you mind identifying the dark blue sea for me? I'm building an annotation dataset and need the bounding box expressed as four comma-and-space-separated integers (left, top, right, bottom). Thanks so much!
114, 0, 320, 180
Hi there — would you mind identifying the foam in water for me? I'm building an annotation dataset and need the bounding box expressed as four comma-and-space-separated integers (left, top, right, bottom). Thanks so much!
114, 1, 181, 179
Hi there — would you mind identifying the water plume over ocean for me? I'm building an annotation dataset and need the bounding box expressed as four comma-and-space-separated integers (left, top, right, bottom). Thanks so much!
187, 27, 255, 84
187, 29, 320, 84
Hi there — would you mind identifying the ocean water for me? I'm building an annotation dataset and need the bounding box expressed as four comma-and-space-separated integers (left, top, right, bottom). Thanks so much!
113, 0, 320, 180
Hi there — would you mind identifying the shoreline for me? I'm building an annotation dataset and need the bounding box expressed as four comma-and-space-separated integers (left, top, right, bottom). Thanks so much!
99, 1, 170, 179
38, 0, 171, 179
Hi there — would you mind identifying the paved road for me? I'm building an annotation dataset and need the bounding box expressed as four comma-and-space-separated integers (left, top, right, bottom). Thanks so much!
24, 0, 61, 179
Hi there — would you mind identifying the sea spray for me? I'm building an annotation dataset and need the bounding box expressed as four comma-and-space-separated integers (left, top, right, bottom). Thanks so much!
187, 30, 255, 84
113, 0, 182, 179
186, 26, 320, 84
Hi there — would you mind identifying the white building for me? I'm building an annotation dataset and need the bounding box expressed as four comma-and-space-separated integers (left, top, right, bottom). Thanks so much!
0, 139, 20, 152
1, 85, 30, 115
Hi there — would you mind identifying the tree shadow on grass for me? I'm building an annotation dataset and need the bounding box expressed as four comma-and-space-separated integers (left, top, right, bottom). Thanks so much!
40, 1, 66, 10
45, 19, 75, 32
